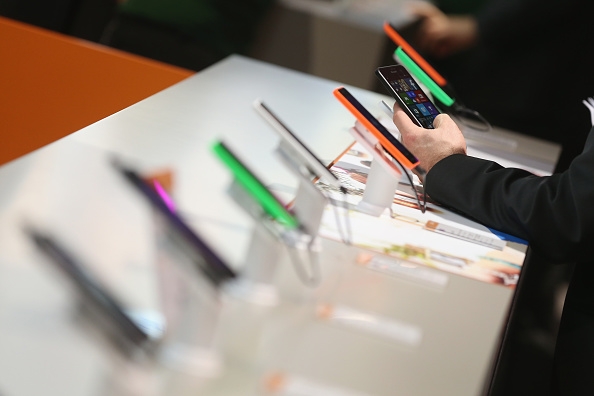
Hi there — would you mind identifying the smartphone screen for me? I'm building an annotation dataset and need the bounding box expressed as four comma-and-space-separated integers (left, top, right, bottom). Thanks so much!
375, 64, 441, 129
333, 86, 420, 170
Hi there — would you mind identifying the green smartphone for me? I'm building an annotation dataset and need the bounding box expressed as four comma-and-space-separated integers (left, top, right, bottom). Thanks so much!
393, 47, 455, 107
212, 141, 299, 229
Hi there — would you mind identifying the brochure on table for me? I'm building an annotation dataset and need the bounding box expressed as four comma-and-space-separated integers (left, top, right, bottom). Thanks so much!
316, 141, 527, 288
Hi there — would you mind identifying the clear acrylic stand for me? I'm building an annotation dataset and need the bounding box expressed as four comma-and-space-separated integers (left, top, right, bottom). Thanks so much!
224, 220, 284, 306
71, 302, 160, 396
349, 124, 403, 217
153, 214, 224, 379
274, 141, 328, 240
157, 297, 222, 378
221, 181, 288, 306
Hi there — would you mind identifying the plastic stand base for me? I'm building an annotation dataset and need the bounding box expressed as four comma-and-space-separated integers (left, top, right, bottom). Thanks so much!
222, 277, 279, 306
356, 199, 389, 217
159, 343, 222, 378
100, 360, 159, 396
287, 234, 322, 252
356, 157, 402, 216
349, 126, 403, 217
223, 219, 284, 306
274, 144, 328, 238
279, 226, 319, 250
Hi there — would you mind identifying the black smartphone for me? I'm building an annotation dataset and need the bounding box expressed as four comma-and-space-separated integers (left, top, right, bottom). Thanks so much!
112, 160, 237, 287
375, 64, 441, 129
27, 227, 150, 349
333, 86, 420, 171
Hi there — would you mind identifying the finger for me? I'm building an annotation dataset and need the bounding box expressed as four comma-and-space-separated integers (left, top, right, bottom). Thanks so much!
392, 108, 425, 142
436, 113, 456, 126
392, 102, 404, 117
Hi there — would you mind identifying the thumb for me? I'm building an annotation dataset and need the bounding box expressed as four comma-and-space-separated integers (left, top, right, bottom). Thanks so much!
392, 106, 411, 125
392, 106, 423, 136
432, 113, 452, 128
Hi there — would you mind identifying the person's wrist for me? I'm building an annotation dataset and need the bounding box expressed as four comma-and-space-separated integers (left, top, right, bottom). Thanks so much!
425, 149, 466, 173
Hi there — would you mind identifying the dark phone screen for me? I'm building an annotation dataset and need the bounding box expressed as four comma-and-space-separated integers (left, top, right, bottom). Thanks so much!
336, 87, 418, 166
377, 65, 440, 129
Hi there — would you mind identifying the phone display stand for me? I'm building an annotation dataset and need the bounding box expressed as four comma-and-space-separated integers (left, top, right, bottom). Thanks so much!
97, 352, 159, 396
221, 181, 290, 306
153, 214, 224, 379
72, 302, 160, 396
157, 299, 222, 378
274, 141, 328, 243
106, 364, 157, 396
349, 122, 403, 217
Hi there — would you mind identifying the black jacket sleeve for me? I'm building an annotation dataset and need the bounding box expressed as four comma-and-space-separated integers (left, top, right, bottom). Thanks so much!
425, 129, 594, 263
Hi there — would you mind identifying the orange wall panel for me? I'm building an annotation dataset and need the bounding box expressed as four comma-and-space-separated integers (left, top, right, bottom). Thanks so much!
0, 16, 194, 165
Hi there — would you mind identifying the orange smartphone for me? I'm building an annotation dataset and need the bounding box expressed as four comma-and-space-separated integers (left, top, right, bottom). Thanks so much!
333, 86, 420, 170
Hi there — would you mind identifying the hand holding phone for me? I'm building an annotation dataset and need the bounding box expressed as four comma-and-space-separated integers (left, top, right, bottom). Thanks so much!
375, 64, 441, 129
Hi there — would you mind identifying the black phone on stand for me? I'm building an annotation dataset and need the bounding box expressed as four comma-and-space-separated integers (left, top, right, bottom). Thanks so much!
333, 86, 420, 171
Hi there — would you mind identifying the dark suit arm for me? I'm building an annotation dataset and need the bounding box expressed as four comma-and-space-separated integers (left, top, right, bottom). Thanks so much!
425, 145, 594, 262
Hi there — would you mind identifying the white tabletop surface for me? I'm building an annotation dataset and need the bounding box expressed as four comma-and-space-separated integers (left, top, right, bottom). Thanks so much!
0, 55, 560, 396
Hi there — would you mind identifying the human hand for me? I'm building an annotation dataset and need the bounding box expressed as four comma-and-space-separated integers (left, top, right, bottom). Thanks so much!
407, 2, 478, 58
392, 105, 466, 173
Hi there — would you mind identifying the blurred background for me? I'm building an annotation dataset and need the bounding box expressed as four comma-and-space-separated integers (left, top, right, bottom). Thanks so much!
0, 0, 410, 90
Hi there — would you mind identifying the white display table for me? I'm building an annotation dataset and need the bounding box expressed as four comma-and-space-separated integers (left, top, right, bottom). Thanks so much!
0, 55, 560, 396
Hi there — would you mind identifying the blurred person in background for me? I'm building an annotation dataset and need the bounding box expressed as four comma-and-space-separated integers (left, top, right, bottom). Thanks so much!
101, 0, 275, 71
